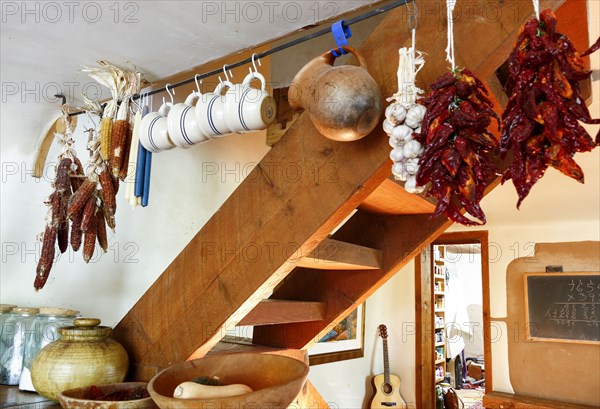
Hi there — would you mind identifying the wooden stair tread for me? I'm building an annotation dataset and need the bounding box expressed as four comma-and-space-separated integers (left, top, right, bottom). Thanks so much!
297, 238, 382, 270
358, 178, 436, 215
238, 300, 326, 326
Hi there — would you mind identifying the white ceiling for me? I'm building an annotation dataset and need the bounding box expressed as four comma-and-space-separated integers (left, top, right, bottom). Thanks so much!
0, 0, 374, 153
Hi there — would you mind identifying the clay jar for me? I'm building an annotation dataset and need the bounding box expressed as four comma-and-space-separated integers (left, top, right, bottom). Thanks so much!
288, 45, 383, 142
31, 318, 128, 401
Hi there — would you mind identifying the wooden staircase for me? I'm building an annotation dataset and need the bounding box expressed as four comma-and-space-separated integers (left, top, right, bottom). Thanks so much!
110, 0, 571, 403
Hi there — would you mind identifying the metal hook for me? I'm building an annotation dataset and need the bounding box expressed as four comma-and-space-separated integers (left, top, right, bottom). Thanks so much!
165, 83, 175, 104
194, 74, 203, 94
55, 94, 67, 106
222, 64, 233, 82
251, 54, 262, 73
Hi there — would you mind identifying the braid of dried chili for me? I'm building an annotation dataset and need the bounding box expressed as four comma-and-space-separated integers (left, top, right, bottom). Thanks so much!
501, 9, 600, 208
415, 69, 500, 226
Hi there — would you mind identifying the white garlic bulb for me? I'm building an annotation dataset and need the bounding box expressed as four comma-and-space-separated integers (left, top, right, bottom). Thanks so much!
405, 157, 420, 175
391, 124, 413, 142
392, 162, 408, 182
385, 103, 407, 126
404, 175, 418, 193
390, 147, 405, 162
405, 105, 426, 129
383, 119, 395, 135
403, 140, 422, 159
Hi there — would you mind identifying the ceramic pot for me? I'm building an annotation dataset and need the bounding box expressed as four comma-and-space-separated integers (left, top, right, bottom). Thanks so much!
31, 318, 128, 402
288, 45, 383, 142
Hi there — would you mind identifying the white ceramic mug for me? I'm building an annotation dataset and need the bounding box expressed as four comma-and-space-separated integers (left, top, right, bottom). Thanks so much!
224, 72, 276, 133
195, 81, 233, 139
167, 92, 208, 148
139, 102, 175, 153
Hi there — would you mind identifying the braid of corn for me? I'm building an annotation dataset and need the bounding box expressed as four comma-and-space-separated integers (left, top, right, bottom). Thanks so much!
100, 117, 113, 161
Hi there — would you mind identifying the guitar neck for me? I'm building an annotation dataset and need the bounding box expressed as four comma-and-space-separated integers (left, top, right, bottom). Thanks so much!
383, 338, 390, 385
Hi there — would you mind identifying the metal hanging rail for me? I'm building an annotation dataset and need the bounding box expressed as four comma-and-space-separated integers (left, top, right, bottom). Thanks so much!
66, 0, 414, 116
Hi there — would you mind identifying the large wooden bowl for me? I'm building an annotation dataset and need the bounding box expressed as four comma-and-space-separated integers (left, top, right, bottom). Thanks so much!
148, 353, 309, 409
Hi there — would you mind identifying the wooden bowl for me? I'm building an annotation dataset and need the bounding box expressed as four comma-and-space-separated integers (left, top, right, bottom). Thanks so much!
148, 353, 309, 409
59, 382, 157, 409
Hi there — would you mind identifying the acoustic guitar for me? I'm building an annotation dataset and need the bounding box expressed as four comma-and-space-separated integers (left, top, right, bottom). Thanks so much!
370, 324, 407, 409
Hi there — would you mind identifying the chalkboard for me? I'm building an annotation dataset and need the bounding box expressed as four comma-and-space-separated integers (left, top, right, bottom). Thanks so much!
525, 272, 600, 343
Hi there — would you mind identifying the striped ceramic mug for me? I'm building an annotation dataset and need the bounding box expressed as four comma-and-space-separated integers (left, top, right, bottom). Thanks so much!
167, 91, 208, 148
224, 72, 276, 134
195, 81, 233, 139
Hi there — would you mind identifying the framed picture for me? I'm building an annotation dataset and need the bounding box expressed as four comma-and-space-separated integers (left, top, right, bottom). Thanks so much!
308, 303, 366, 366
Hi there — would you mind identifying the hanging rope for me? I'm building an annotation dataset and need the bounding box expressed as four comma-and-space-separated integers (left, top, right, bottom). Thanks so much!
445, 0, 456, 71
532, 0, 540, 19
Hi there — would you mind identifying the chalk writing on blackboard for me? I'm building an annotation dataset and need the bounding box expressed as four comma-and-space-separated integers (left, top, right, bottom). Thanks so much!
525, 273, 600, 343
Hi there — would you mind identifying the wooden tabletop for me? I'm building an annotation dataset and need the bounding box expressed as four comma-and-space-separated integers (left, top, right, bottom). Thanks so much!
0, 386, 60, 408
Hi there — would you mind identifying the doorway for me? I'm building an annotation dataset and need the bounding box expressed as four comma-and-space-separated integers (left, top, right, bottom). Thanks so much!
415, 231, 492, 409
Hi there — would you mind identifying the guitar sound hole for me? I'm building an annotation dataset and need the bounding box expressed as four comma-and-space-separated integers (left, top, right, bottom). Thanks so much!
383, 383, 393, 394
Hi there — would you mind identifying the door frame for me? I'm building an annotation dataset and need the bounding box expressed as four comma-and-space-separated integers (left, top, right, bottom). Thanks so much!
415, 231, 492, 408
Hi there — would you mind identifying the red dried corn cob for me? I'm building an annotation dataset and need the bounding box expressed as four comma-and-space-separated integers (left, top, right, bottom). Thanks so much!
70, 209, 83, 252
118, 123, 133, 181
96, 210, 108, 253
56, 158, 72, 193
83, 214, 97, 263
81, 196, 97, 233
99, 170, 116, 230
111, 119, 129, 177
34, 225, 57, 290
70, 157, 85, 192
67, 179, 96, 219
50, 192, 62, 228
57, 224, 69, 254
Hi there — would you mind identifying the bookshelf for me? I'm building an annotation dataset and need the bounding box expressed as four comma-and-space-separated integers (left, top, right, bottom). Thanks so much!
433, 245, 446, 383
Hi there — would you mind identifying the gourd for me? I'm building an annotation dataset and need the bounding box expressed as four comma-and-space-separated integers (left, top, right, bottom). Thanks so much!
173, 382, 253, 400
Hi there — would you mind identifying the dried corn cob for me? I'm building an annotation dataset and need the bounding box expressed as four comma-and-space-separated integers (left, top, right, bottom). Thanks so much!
99, 170, 116, 229
70, 209, 83, 252
81, 196, 97, 233
96, 210, 108, 252
70, 157, 85, 192
100, 117, 113, 161
57, 224, 69, 253
83, 214, 97, 263
118, 123, 133, 181
67, 179, 96, 219
56, 158, 72, 193
34, 226, 57, 290
111, 119, 129, 177
50, 192, 62, 228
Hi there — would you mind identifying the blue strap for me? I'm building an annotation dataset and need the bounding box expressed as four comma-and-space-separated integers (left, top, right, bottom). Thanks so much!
331, 20, 352, 57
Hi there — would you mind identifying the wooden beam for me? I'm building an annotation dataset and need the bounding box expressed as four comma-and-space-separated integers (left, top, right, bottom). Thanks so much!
238, 300, 326, 326
483, 392, 599, 409
358, 178, 436, 216
297, 238, 382, 270
415, 249, 434, 409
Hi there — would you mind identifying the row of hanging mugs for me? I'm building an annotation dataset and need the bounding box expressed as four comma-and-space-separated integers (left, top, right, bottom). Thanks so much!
139, 59, 277, 153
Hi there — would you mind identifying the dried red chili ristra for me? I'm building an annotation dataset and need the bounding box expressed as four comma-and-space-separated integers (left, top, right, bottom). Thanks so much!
415, 69, 500, 226
501, 9, 600, 207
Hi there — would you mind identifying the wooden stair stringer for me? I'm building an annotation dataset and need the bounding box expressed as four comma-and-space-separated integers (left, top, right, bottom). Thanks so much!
253, 211, 452, 349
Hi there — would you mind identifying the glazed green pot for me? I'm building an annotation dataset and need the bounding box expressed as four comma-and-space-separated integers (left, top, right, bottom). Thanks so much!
31, 318, 129, 401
